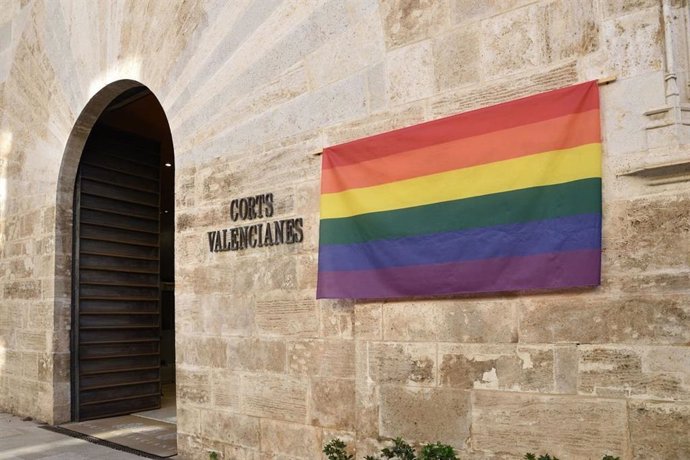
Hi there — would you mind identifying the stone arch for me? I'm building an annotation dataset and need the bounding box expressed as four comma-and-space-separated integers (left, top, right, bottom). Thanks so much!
52, 79, 173, 423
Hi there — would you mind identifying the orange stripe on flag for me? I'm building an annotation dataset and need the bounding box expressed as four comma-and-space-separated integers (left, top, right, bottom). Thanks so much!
322, 81, 599, 170
322, 109, 600, 194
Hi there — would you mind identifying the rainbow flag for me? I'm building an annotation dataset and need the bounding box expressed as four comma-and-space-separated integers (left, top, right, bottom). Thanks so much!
317, 81, 602, 299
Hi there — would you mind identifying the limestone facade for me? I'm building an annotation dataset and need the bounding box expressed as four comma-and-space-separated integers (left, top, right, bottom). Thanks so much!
0, 1, 689, 459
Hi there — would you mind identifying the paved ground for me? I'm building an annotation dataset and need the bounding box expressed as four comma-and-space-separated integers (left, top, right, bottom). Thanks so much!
0, 413, 145, 459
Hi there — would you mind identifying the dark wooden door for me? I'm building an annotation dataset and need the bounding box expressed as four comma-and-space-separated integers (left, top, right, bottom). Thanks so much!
72, 126, 162, 421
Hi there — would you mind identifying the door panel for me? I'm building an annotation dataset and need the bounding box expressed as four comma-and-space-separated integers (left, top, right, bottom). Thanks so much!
73, 126, 162, 421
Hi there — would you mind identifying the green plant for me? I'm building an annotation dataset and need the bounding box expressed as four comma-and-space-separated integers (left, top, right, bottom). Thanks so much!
323, 438, 354, 460
379, 438, 416, 460
419, 442, 458, 460
525, 454, 560, 460
209, 452, 218, 460
602, 457, 620, 460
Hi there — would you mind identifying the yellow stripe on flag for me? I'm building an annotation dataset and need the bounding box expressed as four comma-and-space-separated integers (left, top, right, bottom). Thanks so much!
320, 143, 602, 219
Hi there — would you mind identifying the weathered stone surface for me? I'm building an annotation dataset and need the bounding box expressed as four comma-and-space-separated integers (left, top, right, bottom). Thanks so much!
308, 377, 355, 429
601, 7, 663, 78
480, 4, 546, 76
439, 344, 554, 392
241, 374, 307, 423
199, 294, 255, 337
177, 405, 201, 435
177, 368, 211, 406
210, 369, 241, 411
255, 296, 319, 338
355, 341, 379, 439
431, 61, 577, 118
226, 338, 286, 373
319, 300, 354, 339
16, 331, 47, 352
259, 419, 322, 459
472, 391, 628, 458
519, 294, 690, 344
578, 345, 690, 400
605, 194, 690, 279
386, 40, 435, 105
3, 280, 41, 299
601, 0, 658, 18
380, 0, 448, 49
451, 0, 521, 22
305, 7, 384, 88
354, 303, 382, 340
369, 342, 436, 386
201, 410, 260, 448
380, 386, 471, 445
383, 301, 518, 343
554, 344, 578, 394
544, 0, 598, 61
628, 401, 690, 459
433, 25, 479, 91
287, 339, 355, 378
177, 336, 228, 368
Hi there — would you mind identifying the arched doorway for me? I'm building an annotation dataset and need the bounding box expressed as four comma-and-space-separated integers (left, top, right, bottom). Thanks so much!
64, 84, 175, 422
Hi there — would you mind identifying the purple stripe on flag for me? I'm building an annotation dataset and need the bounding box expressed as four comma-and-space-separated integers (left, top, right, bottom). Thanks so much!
316, 249, 600, 299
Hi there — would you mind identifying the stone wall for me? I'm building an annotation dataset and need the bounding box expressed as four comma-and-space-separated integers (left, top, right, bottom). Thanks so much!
0, 0, 689, 458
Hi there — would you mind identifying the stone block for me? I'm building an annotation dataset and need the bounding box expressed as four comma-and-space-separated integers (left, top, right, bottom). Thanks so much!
309, 377, 355, 430
241, 374, 307, 423
305, 9, 384, 88
578, 345, 690, 400
368, 342, 436, 386
177, 405, 201, 435
544, 0, 598, 61
601, 7, 663, 79
287, 339, 355, 378
319, 299, 354, 339
554, 344, 578, 394
367, 61, 387, 112
355, 341, 379, 439
255, 296, 319, 338
354, 303, 382, 340
210, 369, 241, 411
451, 0, 533, 22
200, 294, 255, 337
601, 0, 658, 18
201, 410, 260, 448
177, 368, 211, 406
379, 386, 471, 445
17, 331, 47, 352
471, 391, 628, 458
21, 351, 38, 380
226, 338, 286, 373
3, 280, 41, 299
385, 41, 435, 105
597, 73, 664, 158
605, 194, 690, 276
383, 300, 518, 343
628, 401, 690, 459
433, 25, 479, 91
380, 0, 449, 49
177, 335, 228, 368
259, 419, 322, 459
519, 293, 690, 344
480, 4, 547, 77
439, 344, 554, 392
